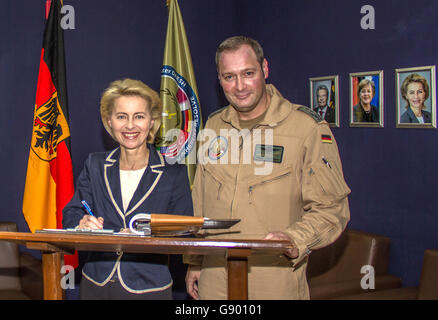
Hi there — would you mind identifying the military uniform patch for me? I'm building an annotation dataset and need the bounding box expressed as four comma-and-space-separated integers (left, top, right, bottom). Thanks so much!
321, 134, 333, 144
208, 136, 228, 160
297, 106, 323, 122
254, 144, 284, 163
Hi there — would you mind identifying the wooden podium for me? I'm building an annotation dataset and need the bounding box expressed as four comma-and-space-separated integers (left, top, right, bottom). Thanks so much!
0, 231, 291, 300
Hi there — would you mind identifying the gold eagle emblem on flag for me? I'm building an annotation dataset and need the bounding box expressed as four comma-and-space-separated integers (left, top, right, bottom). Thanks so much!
31, 92, 70, 161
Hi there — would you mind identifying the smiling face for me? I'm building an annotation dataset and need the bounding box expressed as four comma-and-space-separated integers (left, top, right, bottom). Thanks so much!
359, 84, 374, 105
406, 82, 426, 110
108, 95, 154, 151
218, 44, 269, 120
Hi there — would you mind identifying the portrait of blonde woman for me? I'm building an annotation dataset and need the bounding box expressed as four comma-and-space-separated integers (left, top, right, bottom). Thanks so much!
353, 79, 379, 123
400, 73, 432, 124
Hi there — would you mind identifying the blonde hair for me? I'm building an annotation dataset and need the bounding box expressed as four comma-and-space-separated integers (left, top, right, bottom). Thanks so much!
357, 79, 376, 99
401, 73, 430, 110
100, 79, 162, 143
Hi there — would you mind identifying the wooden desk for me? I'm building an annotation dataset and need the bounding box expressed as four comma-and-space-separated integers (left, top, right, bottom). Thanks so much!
0, 231, 291, 300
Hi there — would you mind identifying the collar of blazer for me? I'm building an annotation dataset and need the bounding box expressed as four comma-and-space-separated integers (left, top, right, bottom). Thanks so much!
405, 106, 431, 123
103, 145, 166, 224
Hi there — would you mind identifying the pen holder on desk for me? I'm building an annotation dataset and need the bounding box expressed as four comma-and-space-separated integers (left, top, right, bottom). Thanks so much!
128, 213, 204, 236
129, 213, 152, 235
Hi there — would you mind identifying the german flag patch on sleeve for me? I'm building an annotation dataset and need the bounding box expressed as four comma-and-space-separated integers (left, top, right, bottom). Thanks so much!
321, 134, 333, 144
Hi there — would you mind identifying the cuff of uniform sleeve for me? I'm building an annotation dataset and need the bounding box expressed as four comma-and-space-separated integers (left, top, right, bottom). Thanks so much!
290, 239, 311, 267
183, 254, 203, 266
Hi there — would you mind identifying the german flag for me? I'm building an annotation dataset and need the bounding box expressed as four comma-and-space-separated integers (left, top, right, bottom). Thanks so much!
22, 0, 77, 267
352, 76, 360, 106
329, 78, 336, 109
321, 134, 333, 144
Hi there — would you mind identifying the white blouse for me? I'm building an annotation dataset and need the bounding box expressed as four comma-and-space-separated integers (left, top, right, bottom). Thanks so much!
119, 167, 146, 212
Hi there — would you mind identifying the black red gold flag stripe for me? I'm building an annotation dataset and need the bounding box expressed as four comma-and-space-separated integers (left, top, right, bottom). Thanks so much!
22, 0, 77, 268
321, 134, 333, 144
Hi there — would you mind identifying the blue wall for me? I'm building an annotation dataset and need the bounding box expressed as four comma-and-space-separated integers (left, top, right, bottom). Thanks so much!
0, 0, 437, 291
236, 0, 438, 287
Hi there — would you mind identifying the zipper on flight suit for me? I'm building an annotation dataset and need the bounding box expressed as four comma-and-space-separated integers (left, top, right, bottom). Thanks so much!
248, 171, 292, 204
230, 130, 251, 216
204, 167, 223, 200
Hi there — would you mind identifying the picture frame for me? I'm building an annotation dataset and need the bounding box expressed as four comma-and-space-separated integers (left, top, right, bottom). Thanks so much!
349, 70, 384, 128
309, 75, 339, 127
395, 65, 436, 128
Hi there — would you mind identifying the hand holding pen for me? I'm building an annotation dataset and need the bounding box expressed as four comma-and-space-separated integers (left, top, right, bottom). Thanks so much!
78, 200, 104, 230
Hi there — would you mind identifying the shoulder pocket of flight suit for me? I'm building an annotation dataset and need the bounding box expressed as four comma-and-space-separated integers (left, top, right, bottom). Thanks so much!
305, 164, 351, 203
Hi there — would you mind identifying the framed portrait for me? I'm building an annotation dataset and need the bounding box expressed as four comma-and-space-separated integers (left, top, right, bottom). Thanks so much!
395, 66, 436, 128
309, 75, 339, 127
349, 70, 384, 128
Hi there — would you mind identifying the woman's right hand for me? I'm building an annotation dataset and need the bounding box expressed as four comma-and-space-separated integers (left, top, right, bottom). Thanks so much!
78, 215, 104, 230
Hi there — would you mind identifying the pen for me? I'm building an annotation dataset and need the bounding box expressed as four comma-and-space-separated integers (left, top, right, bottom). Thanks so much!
81, 200, 95, 217
322, 157, 332, 169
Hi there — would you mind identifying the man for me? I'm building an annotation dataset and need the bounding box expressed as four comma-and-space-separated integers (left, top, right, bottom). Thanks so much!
184, 36, 350, 300
313, 85, 335, 123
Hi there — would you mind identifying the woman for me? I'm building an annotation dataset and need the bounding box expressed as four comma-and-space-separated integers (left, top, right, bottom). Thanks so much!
62, 79, 193, 300
353, 79, 379, 123
400, 73, 432, 124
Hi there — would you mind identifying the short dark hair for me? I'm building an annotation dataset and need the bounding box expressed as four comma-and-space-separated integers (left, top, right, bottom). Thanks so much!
316, 85, 329, 96
215, 36, 264, 69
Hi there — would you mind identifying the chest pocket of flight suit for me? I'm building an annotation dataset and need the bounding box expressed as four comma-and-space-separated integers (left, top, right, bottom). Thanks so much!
304, 163, 350, 205
248, 166, 293, 204
246, 166, 296, 231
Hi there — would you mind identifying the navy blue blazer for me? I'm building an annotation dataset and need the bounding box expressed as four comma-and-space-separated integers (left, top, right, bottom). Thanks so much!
63, 145, 193, 293
400, 107, 432, 124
